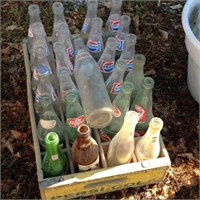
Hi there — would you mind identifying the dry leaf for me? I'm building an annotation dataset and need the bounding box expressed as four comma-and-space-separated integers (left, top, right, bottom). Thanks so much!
159, 29, 168, 40
170, 4, 182, 10
2, 138, 14, 155
6, 25, 17, 31
105, 2, 112, 9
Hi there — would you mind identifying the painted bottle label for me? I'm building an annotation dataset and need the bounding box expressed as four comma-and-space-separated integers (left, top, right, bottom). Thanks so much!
111, 82, 123, 94
127, 59, 134, 71
134, 131, 146, 137
78, 156, 100, 172
116, 36, 125, 51
99, 129, 111, 142
109, 20, 120, 32
33, 69, 38, 80
81, 21, 88, 33
87, 39, 101, 53
40, 119, 56, 129
35, 89, 41, 103
100, 60, 114, 73
112, 104, 121, 117
51, 154, 59, 161
134, 104, 147, 122
28, 27, 33, 37
51, 89, 57, 102
67, 61, 74, 75
67, 115, 85, 128
67, 45, 75, 59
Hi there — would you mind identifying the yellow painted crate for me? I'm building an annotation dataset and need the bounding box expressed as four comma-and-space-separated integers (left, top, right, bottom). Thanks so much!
23, 36, 171, 200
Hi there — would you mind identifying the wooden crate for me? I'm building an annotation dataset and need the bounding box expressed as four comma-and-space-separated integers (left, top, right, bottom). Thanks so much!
23, 37, 171, 200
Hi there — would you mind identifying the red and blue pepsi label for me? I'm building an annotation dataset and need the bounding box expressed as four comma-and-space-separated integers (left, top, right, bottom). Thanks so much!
67, 61, 74, 75
111, 82, 123, 94
87, 39, 101, 53
109, 20, 120, 32
100, 60, 114, 73
81, 21, 88, 34
127, 59, 134, 71
116, 36, 125, 51
67, 45, 75, 59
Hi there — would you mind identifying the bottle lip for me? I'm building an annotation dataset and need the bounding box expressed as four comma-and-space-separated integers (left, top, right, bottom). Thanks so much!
65, 89, 78, 103
57, 67, 70, 77
125, 34, 137, 44
141, 77, 154, 90
121, 81, 134, 94
106, 37, 117, 49
28, 4, 40, 15
134, 54, 146, 65
45, 132, 59, 145
53, 41, 65, 51
40, 93, 52, 105
91, 17, 103, 27
124, 111, 140, 124
120, 15, 131, 26
77, 124, 90, 137
112, 0, 122, 8
52, 2, 64, 13
115, 59, 127, 71
31, 22, 45, 36
149, 117, 164, 131
36, 65, 50, 76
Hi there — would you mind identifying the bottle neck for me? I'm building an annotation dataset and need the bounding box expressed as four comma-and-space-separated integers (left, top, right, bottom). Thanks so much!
86, 3, 97, 18
74, 38, 88, 56
29, 13, 41, 25
90, 24, 102, 35
54, 12, 65, 24
46, 143, 60, 155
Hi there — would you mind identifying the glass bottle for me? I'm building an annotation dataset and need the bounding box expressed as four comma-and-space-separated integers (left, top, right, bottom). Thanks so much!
27, 4, 41, 53
105, 59, 127, 102
34, 65, 59, 116
81, 0, 98, 36
130, 77, 154, 136
120, 33, 137, 74
52, 1, 72, 43
116, 15, 131, 52
86, 17, 104, 60
65, 89, 85, 145
100, 81, 134, 142
42, 132, 68, 178
125, 54, 145, 105
57, 68, 77, 113
31, 22, 55, 74
106, 111, 140, 167
37, 94, 64, 148
135, 117, 164, 161
106, 0, 122, 33
31, 46, 54, 93
98, 37, 117, 81
53, 22, 75, 61
53, 41, 74, 82
74, 38, 113, 128
192, 11, 200, 41
71, 124, 100, 172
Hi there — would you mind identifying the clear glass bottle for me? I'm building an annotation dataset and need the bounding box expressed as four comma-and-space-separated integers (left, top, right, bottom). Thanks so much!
27, 4, 41, 53
37, 94, 64, 148
31, 22, 55, 74
130, 77, 154, 136
105, 59, 127, 102
34, 65, 59, 116
52, 1, 72, 43
98, 37, 117, 81
135, 117, 164, 161
57, 68, 77, 113
100, 81, 134, 142
65, 89, 85, 145
120, 33, 137, 74
81, 0, 98, 36
53, 22, 75, 61
71, 124, 100, 172
74, 38, 113, 128
125, 54, 145, 105
53, 41, 74, 81
106, 0, 122, 33
106, 111, 140, 167
116, 15, 131, 52
31, 46, 54, 93
42, 132, 68, 178
86, 17, 104, 60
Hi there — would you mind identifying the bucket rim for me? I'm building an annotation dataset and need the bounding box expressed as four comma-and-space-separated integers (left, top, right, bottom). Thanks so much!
182, 0, 200, 49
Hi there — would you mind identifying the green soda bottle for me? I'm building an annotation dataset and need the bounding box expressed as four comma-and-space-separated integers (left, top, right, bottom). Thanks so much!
37, 94, 64, 148
42, 132, 69, 177
130, 77, 154, 136
100, 81, 134, 142
65, 89, 86, 145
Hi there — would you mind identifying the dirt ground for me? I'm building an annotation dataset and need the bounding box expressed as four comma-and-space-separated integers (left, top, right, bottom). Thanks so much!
1, 1, 199, 199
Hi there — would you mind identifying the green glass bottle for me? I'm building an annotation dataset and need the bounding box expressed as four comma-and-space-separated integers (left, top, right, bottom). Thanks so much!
130, 77, 154, 136
65, 89, 85, 145
100, 81, 134, 142
37, 94, 64, 148
42, 132, 69, 178
125, 54, 145, 105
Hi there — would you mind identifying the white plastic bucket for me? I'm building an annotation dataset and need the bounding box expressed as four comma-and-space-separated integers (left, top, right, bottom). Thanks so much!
182, 0, 200, 103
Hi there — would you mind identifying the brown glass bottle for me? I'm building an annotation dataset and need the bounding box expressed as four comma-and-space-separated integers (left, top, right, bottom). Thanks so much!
71, 124, 100, 172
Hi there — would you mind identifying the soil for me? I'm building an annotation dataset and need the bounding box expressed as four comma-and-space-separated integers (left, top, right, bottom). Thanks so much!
1, 1, 199, 199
